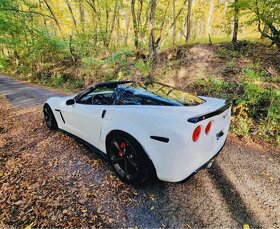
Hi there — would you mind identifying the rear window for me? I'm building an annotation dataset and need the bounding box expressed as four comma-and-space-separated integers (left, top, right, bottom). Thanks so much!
118, 82, 205, 106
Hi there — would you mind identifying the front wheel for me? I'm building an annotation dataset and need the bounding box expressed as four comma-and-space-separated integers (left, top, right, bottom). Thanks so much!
43, 104, 58, 130
106, 132, 155, 185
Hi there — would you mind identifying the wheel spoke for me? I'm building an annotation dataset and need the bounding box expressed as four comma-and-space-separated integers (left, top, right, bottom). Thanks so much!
44, 108, 50, 116
44, 108, 52, 122
124, 159, 129, 179
110, 156, 124, 163
127, 157, 138, 168
125, 145, 138, 167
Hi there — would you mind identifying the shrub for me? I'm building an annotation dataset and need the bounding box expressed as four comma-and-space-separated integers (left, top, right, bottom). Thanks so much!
188, 69, 279, 145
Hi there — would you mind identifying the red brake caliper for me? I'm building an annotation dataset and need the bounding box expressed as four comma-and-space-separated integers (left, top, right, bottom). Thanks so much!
118, 142, 126, 157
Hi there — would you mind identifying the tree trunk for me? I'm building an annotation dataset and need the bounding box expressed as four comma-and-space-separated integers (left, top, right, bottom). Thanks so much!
149, 0, 156, 60
206, 0, 214, 37
260, 24, 269, 39
257, 19, 280, 50
79, 0, 85, 31
44, 0, 62, 33
131, 0, 139, 49
232, 0, 239, 44
65, 0, 77, 28
172, 0, 176, 44
185, 0, 192, 42
124, 13, 130, 46
115, 17, 121, 48
86, 0, 100, 46
104, 0, 119, 48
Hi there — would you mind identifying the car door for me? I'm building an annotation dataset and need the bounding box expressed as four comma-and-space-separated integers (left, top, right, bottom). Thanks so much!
62, 102, 105, 146
61, 87, 114, 147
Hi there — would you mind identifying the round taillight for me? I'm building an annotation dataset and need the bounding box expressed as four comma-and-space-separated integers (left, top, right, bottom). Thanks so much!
192, 126, 201, 142
205, 121, 212, 135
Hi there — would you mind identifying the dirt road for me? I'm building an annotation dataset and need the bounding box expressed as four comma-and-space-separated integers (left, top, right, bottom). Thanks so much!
0, 74, 279, 228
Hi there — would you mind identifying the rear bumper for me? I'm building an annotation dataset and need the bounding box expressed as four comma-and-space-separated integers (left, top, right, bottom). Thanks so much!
178, 138, 227, 183
156, 135, 228, 182
153, 107, 231, 182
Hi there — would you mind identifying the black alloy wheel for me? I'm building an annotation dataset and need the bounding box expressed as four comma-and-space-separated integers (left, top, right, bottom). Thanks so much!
43, 104, 58, 130
107, 132, 155, 185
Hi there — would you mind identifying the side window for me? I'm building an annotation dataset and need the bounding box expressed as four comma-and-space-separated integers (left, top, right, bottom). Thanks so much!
118, 89, 179, 106
77, 87, 115, 105
118, 90, 141, 105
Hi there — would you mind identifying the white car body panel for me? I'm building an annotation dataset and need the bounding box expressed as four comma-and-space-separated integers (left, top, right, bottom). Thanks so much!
46, 86, 231, 182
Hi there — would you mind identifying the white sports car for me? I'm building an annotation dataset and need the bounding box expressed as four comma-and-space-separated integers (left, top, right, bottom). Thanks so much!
43, 81, 231, 184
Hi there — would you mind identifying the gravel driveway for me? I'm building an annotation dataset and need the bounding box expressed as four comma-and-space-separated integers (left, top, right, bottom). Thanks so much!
0, 74, 279, 228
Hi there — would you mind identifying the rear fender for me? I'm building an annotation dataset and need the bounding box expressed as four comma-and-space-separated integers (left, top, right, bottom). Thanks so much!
100, 111, 181, 178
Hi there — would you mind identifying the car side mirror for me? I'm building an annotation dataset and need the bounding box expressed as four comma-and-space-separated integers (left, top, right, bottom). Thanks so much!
66, 98, 75, 106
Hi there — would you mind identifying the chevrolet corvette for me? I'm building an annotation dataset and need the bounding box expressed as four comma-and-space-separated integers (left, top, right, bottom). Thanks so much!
43, 81, 231, 184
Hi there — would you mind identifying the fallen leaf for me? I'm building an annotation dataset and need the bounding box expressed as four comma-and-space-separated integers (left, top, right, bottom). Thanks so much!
14, 200, 23, 205
97, 206, 103, 213
24, 222, 35, 229
62, 209, 68, 214
149, 194, 155, 201
41, 210, 47, 217
108, 218, 114, 223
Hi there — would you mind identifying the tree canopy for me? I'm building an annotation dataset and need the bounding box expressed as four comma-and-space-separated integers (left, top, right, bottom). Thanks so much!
0, 0, 279, 78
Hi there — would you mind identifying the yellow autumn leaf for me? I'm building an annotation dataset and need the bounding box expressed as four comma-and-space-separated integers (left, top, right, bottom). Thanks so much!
149, 194, 155, 201
25, 222, 35, 229
243, 224, 250, 229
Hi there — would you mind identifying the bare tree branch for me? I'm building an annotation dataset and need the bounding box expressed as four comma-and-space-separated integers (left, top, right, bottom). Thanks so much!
0, 8, 55, 20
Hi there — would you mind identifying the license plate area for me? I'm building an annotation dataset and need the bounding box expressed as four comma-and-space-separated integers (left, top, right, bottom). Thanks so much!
216, 130, 224, 140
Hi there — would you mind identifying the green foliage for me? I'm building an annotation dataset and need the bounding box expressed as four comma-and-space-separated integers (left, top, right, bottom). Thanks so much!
189, 68, 279, 144
0, 57, 8, 71
239, 0, 280, 49
81, 49, 133, 82
232, 115, 252, 136
29, 31, 70, 61
105, 50, 132, 69
73, 79, 85, 88
51, 74, 65, 87
217, 43, 249, 60
225, 59, 237, 69
189, 76, 236, 100
134, 59, 152, 77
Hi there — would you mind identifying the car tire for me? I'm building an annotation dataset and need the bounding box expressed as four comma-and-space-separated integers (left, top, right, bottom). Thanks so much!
43, 104, 58, 130
106, 131, 155, 185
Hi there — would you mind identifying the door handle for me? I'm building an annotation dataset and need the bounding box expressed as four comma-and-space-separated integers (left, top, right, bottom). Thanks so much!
101, 110, 106, 118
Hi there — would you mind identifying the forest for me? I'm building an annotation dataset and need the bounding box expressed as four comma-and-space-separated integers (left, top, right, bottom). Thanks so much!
0, 0, 279, 144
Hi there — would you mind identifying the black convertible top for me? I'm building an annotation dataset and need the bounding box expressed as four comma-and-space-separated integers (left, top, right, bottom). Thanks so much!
76, 80, 204, 106
93, 80, 134, 89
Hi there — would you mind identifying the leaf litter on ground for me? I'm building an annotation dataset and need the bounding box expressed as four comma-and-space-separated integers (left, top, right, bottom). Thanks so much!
0, 96, 138, 227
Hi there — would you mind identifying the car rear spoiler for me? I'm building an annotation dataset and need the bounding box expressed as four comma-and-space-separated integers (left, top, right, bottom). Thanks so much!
187, 100, 232, 123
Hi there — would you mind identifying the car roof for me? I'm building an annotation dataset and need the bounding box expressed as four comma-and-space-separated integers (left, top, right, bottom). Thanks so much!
93, 80, 134, 89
